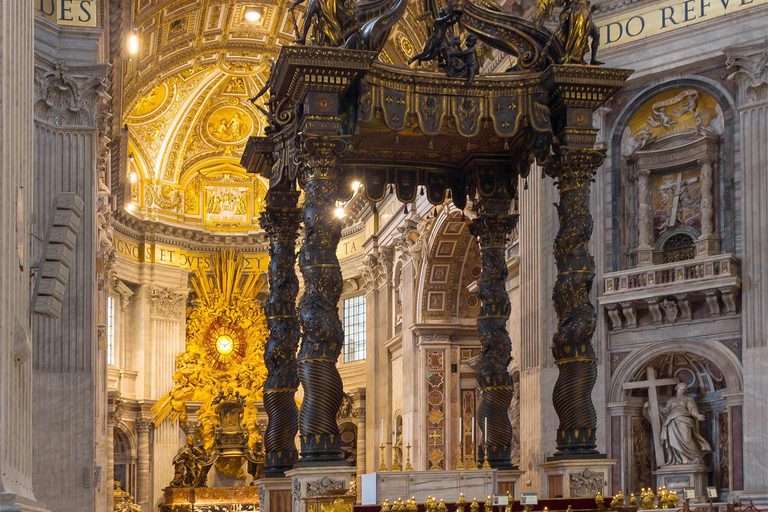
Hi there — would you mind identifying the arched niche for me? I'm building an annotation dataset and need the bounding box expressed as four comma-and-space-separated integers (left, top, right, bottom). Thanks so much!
114, 423, 137, 497
608, 339, 743, 496
607, 77, 739, 272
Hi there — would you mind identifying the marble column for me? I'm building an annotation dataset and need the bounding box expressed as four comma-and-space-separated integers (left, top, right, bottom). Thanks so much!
725, 41, 768, 502
469, 196, 518, 469
296, 135, 351, 463
0, 1, 47, 510
135, 418, 151, 511
261, 185, 302, 477
636, 167, 654, 267
106, 397, 123, 512
696, 155, 720, 256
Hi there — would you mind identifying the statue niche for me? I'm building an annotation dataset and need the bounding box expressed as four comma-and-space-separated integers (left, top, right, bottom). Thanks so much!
621, 351, 732, 496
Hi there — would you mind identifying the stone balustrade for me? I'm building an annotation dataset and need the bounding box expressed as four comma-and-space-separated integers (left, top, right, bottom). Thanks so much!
598, 254, 740, 330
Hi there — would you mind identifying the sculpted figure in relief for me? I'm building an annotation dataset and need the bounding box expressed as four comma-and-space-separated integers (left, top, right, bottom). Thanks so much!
656, 383, 712, 465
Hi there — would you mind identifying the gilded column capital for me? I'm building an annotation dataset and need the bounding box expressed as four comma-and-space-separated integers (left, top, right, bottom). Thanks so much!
298, 135, 352, 182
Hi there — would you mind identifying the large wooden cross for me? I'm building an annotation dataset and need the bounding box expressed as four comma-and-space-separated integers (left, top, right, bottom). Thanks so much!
622, 367, 679, 467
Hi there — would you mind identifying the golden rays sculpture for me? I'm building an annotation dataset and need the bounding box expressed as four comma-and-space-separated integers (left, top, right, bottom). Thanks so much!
152, 249, 269, 475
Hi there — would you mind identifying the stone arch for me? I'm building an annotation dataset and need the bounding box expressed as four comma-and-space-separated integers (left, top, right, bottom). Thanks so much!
606, 76, 739, 272
608, 339, 743, 493
609, 339, 743, 403
416, 208, 478, 323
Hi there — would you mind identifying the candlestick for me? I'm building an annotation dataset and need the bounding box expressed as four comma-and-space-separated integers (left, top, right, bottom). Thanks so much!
381, 419, 384, 445
484, 417, 487, 442
481, 443, 491, 469
456, 442, 465, 470
404, 444, 413, 471
472, 418, 475, 442
379, 443, 388, 472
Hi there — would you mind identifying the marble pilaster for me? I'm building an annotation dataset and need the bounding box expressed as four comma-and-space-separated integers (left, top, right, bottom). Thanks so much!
0, 1, 48, 510
135, 418, 152, 511
32, 18, 108, 512
725, 40, 768, 503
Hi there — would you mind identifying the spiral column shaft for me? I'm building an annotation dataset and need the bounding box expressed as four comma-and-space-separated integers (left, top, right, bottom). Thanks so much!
296, 136, 350, 464
261, 186, 302, 476
548, 146, 605, 457
469, 197, 518, 469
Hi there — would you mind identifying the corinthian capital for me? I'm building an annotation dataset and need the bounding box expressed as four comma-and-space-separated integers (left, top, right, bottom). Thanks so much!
726, 41, 768, 107
34, 61, 110, 128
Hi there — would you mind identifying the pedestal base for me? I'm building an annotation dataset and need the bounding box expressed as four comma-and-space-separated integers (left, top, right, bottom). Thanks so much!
497, 469, 525, 499
539, 459, 617, 498
0, 493, 49, 512
255, 476, 293, 512
360, 470, 497, 505
286, 465, 356, 512
653, 464, 708, 500
160, 487, 261, 511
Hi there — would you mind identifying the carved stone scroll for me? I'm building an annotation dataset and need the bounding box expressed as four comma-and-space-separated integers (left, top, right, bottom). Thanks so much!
469, 197, 518, 469
261, 185, 303, 477
296, 135, 351, 463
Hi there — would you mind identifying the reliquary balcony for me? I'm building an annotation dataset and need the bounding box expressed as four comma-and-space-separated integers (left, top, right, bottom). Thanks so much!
598, 253, 740, 330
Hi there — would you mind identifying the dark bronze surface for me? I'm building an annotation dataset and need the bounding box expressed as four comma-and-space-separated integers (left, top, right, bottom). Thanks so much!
261, 185, 302, 476
238, 22, 631, 465
297, 136, 351, 463
469, 195, 518, 469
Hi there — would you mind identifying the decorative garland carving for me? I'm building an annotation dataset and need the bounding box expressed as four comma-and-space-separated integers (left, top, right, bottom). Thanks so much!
296, 135, 351, 462
545, 145, 605, 456
469, 200, 518, 468
261, 187, 303, 476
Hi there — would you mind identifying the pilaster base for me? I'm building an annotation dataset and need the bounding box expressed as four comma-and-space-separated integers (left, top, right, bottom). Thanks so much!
0, 493, 50, 512
255, 476, 293, 512
497, 469, 525, 499
637, 247, 654, 267
285, 465, 356, 512
696, 236, 720, 257
653, 464, 708, 501
539, 458, 616, 499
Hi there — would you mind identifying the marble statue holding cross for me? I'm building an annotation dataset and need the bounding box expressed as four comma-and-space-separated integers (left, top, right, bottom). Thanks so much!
624, 368, 711, 467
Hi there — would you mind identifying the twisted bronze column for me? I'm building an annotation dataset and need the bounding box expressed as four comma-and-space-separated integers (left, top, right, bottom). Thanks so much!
469, 197, 518, 469
296, 135, 351, 464
547, 146, 605, 457
261, 186, 303, 476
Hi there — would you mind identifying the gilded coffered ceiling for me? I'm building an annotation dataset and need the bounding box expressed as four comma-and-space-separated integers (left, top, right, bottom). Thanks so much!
123, 0, 429, 232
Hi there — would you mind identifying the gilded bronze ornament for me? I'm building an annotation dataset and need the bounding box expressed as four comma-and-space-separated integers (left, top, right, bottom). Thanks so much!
240, 13, 631, 467
545, 144, 605, 456
469, 194, 518, 469
261, 185, 303, 476
296, 135, 351, 462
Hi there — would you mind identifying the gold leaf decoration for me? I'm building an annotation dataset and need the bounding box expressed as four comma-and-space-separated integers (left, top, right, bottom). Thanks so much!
152, 249, 268, 455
